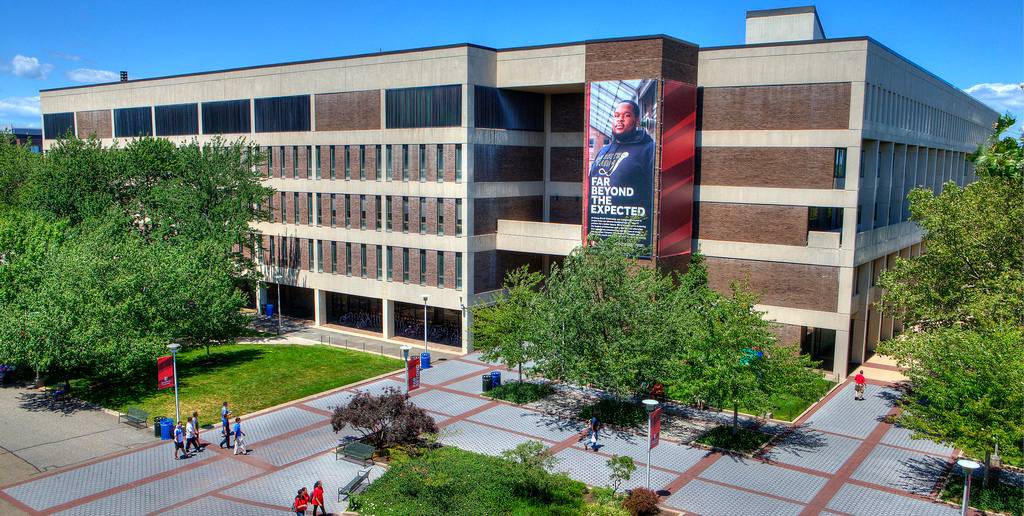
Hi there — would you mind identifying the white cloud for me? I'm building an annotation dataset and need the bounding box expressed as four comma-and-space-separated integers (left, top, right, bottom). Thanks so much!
66, 68, 119, 83
51, 51, 81, 61
964, 82, 1024, 113
10, 55, 53, 79
0, 96, 41, 118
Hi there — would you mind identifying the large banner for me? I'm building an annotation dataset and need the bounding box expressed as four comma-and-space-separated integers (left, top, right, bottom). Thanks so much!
157, 355, 174, 390
584, 79, 659, 253
656, 80, 697, 259
407, 356, 421, 392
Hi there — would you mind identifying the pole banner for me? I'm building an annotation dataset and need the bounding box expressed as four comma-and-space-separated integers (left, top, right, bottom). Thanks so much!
407, 356, 421, 391
650, 407, 662, 449
157, 355, 174, 390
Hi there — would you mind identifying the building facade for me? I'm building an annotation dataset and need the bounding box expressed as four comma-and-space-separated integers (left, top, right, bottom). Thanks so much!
38, 7, 996, 379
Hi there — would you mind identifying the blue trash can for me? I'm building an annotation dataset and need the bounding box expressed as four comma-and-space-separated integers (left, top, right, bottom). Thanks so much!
490, 370, 501, 388
159, 418, 174, 440
265, 304, 274, 317
420, 352, 431, 369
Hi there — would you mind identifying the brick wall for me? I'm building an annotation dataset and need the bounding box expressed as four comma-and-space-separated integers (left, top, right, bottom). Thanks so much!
391, 195, 403, 231
697, 202, 809, 246
426, 198, 438, 235
426, 250, 437, 287
366, 145, 377, 181
549, 196, 582, 224
426, 144, 438, 182
350, 195, 360, 229
367, 244, 378, 279
550, 146, 584, 182
409, 144, 421, 182
443, 199, 457, 236
699, 147, 837, 189
474, 251, 544, 293
284, 147, 294, 178
705, 257, 839, 312
299, 238, 310, 270
700, 83, 851, 130
367, 195, 378, 231
314, 90, 381, 131
550, 93, 583, 133
585, 38, 697, 84
75, 110, 112, 138
283, 192, 292, 224
323, 240, 333, 273
443, 144, 457, 182
409, 248, 421, 284
771, 323, 803, 347
321, 194, 331, 226
474, 145, 543, 182
444, 251, 457, 289
391, 247, 402, 282
473, 196, 544, 234
409, 197, 421, 233
298, 146, 308, 179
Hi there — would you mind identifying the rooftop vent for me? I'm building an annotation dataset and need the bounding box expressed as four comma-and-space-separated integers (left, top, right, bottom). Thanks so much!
745, 6, 825, 44
120, 71, 128, 82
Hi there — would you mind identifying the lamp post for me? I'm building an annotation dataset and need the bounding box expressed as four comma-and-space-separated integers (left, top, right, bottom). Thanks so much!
167, 342, 182, 424
957, 459, 981, 516
642, 399, 659, 490
401, 345, 411, 394
276, 275, 283, 336
421, 294, 429, 351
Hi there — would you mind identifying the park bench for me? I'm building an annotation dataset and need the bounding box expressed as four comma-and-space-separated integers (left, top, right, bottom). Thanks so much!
118, 407, 149, 428
337, 469, 371, 502
336, 441, 375, 465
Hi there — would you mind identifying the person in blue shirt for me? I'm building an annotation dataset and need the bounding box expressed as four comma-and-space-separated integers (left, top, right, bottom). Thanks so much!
219, 402, 232, 449
232, 417, 248, 455
588, 414, 600, 451
173, 421, 187, 460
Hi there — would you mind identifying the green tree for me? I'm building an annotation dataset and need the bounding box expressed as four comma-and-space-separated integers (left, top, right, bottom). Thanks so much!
471, 265, 544, 381
606, 455, 636, 494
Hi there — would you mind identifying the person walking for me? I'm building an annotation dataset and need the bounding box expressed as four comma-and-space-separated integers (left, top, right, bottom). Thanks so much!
587, 414, 600, 451
219, 402, 232, 449
185, 416, 200, 454
192, 410, 206, 449
854, 370, 867, 401
232, 417, 248, 455
291, 487, 310, 515
309, 480, 325, 516
173, 421, 187, 460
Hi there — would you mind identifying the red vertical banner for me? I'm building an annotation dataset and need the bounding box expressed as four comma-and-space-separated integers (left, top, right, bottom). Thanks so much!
650, 407, 662, 449
407, 356, 421, 392
656, 80, 697, 259
157, 356, 174, 390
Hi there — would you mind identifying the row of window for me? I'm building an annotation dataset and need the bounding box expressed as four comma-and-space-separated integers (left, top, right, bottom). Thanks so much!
269, 192, 464, 236
264, 237, 462, 289
265, 144, 463, 182
44, 84, 463, 139
864, 83, 986, 144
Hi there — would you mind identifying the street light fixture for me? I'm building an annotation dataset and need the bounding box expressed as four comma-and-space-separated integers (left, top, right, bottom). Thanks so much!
167, 342, 182, 424
956, 459, 981, 516
642, 399, 659, 490
421, 294, 429, 352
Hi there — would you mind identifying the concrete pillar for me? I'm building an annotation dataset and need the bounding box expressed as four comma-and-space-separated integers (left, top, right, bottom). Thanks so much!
257, 285, 268, 316
314, 289, 326, 327
462, 306, 473, 354
875, 142, 894, 227
858, 140, 879, 232
382, 299, 395, 339
542, 94, 552, 221
833, 329, 851, 381
851, 314, 867, 364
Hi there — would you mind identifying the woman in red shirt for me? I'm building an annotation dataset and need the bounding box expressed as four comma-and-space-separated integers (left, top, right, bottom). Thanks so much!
292, 487, 309, 515
310, 480, 325, 516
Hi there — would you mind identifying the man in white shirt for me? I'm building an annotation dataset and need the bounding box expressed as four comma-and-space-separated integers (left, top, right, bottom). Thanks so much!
185, 417, 200, 454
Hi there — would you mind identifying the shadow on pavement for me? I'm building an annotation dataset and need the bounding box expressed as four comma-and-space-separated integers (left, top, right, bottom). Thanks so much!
16, 390, 100, 415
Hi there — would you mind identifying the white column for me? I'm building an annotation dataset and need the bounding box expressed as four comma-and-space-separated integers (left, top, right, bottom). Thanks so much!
382, 299, 395, 339
314, 288, 326, 327
257, 285, 268, 316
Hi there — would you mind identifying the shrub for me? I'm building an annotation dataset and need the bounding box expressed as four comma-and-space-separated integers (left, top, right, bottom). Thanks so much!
622, 487, 660, 515
695, 425, 773, 454
501, 440, 559, 470
607, 455, 636, 493
331, 386, 437, 449
580, 398, 647, 428
486, 381, 554, 404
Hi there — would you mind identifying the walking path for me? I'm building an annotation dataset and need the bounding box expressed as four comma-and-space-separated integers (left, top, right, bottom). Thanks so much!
0, 353, 966, 515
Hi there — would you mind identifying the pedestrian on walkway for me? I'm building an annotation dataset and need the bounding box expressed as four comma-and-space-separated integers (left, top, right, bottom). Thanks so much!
854, 370, 866, 401
219, 402, 232, 449
173, 422, 187, 460
587, 414, 600, 451
185, 416, 200, 454
232, 416, 248, 455
292, 487, 310, 515
192, 410, 206, 449
309, 480, 325, 516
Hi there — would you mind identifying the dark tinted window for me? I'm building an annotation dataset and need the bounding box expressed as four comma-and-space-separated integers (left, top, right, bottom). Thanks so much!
154, 103, 198, 136
43, 112, 75, 140
474, 86, 544, 131
254, 95, 310, 133
385, 85, 461, 128
202, 99, 251, 134
113, 107, 153, 137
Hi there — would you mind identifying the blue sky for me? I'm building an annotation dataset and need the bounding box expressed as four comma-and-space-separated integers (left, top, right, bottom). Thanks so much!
2, 0, 1021, 133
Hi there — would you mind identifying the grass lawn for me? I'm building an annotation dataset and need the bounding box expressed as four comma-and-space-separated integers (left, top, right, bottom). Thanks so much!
485, 381, 555, 404
665, 376, 835, 422
696, 425, 774, 454
71, 344, 402, 424
350, 446, 586, 515
940, 472, 1024, 516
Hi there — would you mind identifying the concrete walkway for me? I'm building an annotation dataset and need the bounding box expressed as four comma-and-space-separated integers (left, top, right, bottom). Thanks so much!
0, 353, 967, 515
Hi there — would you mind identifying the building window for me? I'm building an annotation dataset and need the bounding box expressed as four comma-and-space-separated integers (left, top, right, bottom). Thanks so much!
437, 252, 445, 288
808, 207, 843, 232
154, 103, 198, 136
42, 112, 75, 140
419, 197, 427, 233
269, 236, 275, 263
834, 148, 846, 178
267, 147, 273, 178
345, 195, 351, 228
280, 192, 286, 222
345, 243, 352, 275
456, 198, 463, 236
281, 237, 288, 267
307, 194, 313, 225
402, 145, 409, 181
201, 100, 250, 134
385, 84, 462, 128
307, 240, 314, 270
315, 146, 321, 179
359, 145, 366, 180
360, 244, 367, 278
292, 146, 298, 179
360, 195, 367, 230
114, 107, 153, 137
344, 146, 351, 180
419, 250, 426, 285
330, 194, 337, 226
331, 241, 337, 273
330, 146, 336, 179
386, 145, 393, 180
279, 147, 286, 178
375, 146, 382, 181
474, 85, 545, 131
315, 194, 321, 225
455, 252, 462, 290
376, 245, 383, 279
437, 198, 444, 235
376, 195, 382, 232
386, 197, 393, 231
386, 246, 393, 281
293, 192, 299, 222
800, 327, 836, 371
254, 94, 310, 133
455, 144, 462, 182
402, 248, 409, 282
402, 197, 409, 232
436, 144, 444, 183
306, 146, 312, 177
419, 145, 426, 181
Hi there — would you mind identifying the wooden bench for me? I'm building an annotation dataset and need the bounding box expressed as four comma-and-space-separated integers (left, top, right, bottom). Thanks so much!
338, 469, 371, 502
118, 407, 149, 428
336, 441, 375, 465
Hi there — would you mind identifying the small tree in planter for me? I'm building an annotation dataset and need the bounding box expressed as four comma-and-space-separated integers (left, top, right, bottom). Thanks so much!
607, 455, 636, 494
331, 387, 437, 449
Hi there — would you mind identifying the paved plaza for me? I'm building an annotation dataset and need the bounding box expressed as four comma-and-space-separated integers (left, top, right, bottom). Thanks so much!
1, 352, 964, 515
